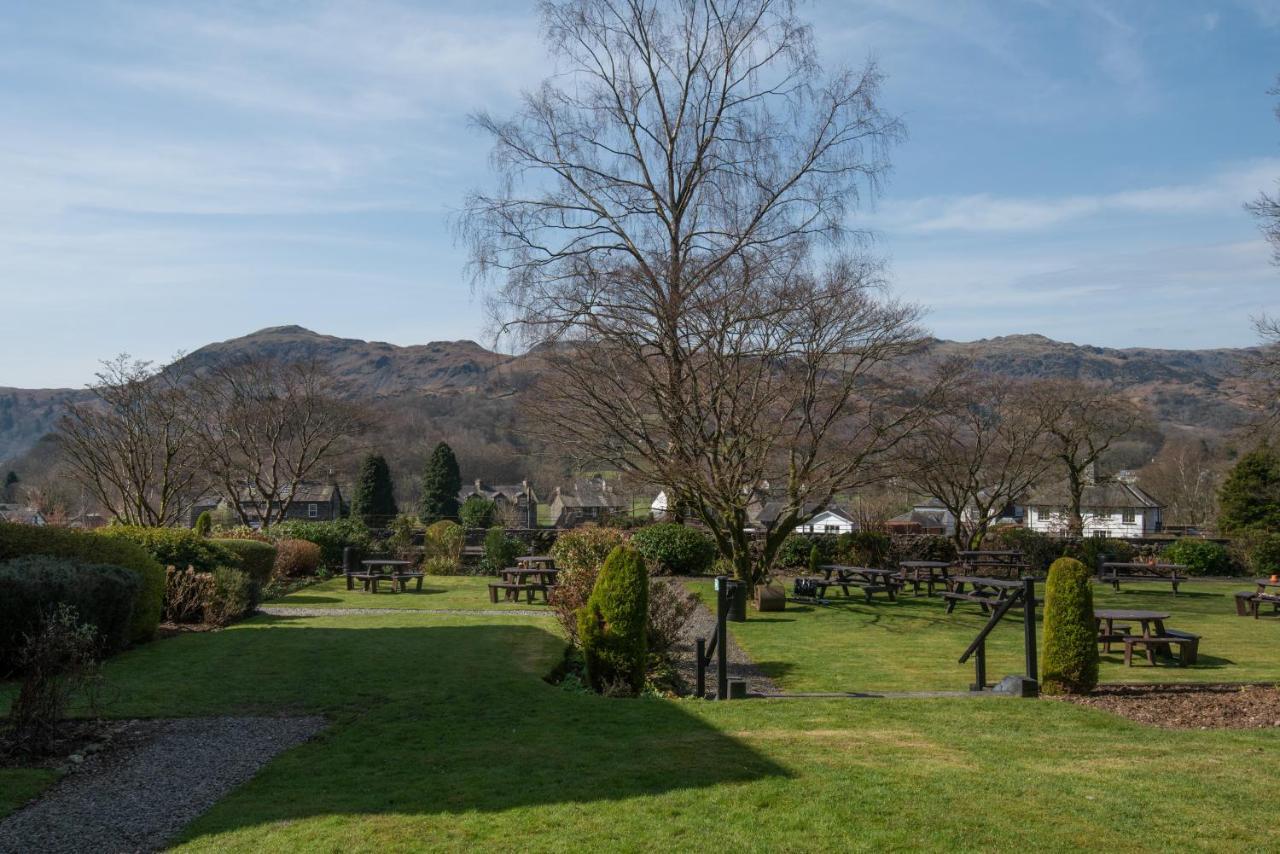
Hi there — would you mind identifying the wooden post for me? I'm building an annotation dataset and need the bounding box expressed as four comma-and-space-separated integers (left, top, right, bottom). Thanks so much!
972, 641, 986, 692
715, 576, 729, 700
696, 637, 706, 699
1022, 576, 1038, 685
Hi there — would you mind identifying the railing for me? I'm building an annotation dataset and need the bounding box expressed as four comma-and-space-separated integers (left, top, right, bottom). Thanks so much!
958, 577, 1039, 695
694, 575, 746, 700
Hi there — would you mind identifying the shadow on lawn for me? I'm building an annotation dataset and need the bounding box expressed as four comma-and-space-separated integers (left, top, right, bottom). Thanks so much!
123, 619, 790, 844
264, 586, 456, 605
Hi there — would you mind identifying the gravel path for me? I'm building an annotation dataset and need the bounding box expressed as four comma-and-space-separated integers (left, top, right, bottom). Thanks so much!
260, 605, 553, 618
0, 716, 326, 854
668, 581, 782, 697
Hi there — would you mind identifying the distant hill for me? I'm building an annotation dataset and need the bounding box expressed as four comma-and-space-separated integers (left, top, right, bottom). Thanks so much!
0, 326, 1261, 478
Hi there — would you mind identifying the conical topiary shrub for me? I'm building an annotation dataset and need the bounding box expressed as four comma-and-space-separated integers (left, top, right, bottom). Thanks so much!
577, 545, 649, 695
1040, 556, 1099, 695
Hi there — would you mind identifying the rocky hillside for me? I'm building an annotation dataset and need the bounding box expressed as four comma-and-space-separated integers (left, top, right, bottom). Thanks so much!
0, 326, 1261, 470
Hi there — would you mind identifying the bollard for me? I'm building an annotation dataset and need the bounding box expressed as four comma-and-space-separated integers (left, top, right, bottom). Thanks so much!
715, 576, 729, 700
1022, 576, 1039, 697
695, 637, 706, 698
727, 679, 747, 700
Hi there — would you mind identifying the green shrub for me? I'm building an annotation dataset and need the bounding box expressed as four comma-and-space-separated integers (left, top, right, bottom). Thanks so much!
808, 544, 821, 576
273, 539, 322, 578
98, 525, 238, 575
890, 534, 957, 565
1246, 532, 1280, 576
422, 520, 464, 565
577, 545, 649, 695
631, 523, 716, 575
193, 511, 212, 538
6, 603, 103, 757
1040, 557, 1099, 696
1163, 538, 1231, 576
459, 495, 497, 528
979, 527, 1062, 575
0, 520, 163, 643
776, 534, 838, 568
1218, 447, 1280, 533
481, 526, 523, 574
210, 538, 277, 585
1071, 537, 1134, 574
268, 518, 371, 568
550, 526, 626, 575
0, 556, 141, 674
207, 567, 256, 626
838, 530, 891, 567
421, 556, 456, 576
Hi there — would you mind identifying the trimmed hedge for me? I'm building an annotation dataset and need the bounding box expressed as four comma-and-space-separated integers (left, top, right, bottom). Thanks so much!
273, 539, 322, 577
98, 525, 238, 575
550, 527, 626, 575
578, 545, 649, 695
0, 520, 163, 643
1041, 557, 1099, 696
631, 523, 716, 575
268, 518, 371, 568
0, 555, 141, 674
481, 526, 523, 575
210, 538, 277, 585
1163, 538, 1231, 577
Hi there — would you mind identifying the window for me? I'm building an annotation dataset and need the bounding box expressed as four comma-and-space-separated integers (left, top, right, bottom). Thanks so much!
825, 525, 839, 534
1121, 508, 1136, 525
307, 503, 318, 518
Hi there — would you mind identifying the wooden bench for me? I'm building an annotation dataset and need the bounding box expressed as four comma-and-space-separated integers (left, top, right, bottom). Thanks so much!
1123, 630, 1200, 666
794, 576, 894, 603
1235, 590, 1258, 617
942, 590, 1003, 614
369, 572, 424, 594
488, 582, 548, 604
1253, 593, 1280, 619
1098, 563, 1185, 595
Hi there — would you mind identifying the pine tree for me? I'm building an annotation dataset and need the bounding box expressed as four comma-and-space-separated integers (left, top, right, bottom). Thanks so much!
1218, 447, 1280, 533
419, 442, 461, 522
351, 454, 398, 527
2, 470, 17, 502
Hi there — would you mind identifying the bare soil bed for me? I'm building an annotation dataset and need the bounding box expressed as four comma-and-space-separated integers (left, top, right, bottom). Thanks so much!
1053, 683, 1280, 729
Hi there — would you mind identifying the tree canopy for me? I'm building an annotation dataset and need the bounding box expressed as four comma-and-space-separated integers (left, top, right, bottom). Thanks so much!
419, 442, 461, 523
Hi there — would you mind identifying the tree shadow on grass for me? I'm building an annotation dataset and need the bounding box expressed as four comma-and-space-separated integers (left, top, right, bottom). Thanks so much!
92, 618, 790, 845
264, 586, 458, 606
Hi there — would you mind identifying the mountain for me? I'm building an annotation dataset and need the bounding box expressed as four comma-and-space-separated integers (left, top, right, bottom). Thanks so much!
0, 326, 1261, 477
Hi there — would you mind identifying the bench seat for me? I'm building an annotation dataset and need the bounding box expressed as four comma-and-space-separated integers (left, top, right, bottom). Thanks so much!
1099, 574, 1182, 595
1123, 631, 1199, 666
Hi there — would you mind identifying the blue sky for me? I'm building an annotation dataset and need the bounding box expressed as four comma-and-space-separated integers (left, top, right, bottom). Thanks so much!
1, 0, 1277, 387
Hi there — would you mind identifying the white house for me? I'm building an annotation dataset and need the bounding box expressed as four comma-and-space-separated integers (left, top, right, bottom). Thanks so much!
1024, 478, 1162, 538
794, 507, 857, 534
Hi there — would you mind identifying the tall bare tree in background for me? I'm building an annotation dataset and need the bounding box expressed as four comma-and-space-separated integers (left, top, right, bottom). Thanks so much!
1029, 379, 1148, 535
1138, 436, 1220, 531
463, 0, 926, 583
899, 370, 1052, 550
190, 357, 366, 528
57, 356, 202, 526
1248, 76, 1280, 264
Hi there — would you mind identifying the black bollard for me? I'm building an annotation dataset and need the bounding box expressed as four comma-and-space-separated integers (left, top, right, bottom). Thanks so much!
1022, 576, 1039, 694
715, 575, 729, 700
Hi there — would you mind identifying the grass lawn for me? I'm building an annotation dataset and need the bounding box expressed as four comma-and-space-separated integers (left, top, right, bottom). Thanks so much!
1, 608, 1279, 850
264, 575, 556, 612
687, 578, 1280, 693
0, 769, 60, 820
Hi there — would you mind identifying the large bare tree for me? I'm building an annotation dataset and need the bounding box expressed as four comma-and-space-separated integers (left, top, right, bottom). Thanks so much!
463, 0, 924, 583
1029, 379, 1149, 535
1137, 436, 1220, 531
57, 356, 202, 526
1248, 76, 1280, 264
190, 357, 366, 528
899, 371, 1053, 550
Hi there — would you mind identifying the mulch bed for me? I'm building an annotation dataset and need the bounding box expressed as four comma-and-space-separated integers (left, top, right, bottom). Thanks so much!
1052, 683, 1280, 729
0, 719, 135, 772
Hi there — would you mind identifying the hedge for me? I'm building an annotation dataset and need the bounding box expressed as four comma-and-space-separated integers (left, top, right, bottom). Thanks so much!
0, 520, 163, 643
268, 518, 371, 568
481, 526, 523, 575
631, 523, 716, 575
1041, 557, 1099, 695
1162, 538, 1231, 577
273, 539, 322, 577
0, 555, 141, 674
98, 525, 239, 575
550, 527, 626, 576
1246, 533, 1280, 577
577, 545, 649, 695
210, 538, 277, 585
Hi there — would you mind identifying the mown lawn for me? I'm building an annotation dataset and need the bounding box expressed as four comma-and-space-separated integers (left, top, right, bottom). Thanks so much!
687, 578, 1280, 692
0, 769, 60, 820
2, 607, 1280, 850
265, 575, 556, 612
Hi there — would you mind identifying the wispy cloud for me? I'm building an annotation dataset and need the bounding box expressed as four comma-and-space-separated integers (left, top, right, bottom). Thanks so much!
882, 159, 1280, 233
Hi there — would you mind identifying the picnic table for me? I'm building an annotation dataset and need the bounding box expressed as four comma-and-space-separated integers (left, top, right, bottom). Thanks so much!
956, 550, 1028, 579
360, 559, 423, 594
489, 566, 559, 604
1237, 578, 1280, 618
1094, 608, 1199, 666
942, 576, 1023, 614
795, 565, 900, 603
1098, 562, 1186, 594
898, 561, 951, 596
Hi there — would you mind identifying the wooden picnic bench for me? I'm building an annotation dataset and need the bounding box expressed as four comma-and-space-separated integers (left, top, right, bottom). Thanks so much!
956, 551, 1028, 580
362, 559, 423, 593
487, 566, 560, 604
898, 560, 951, 596
1094, 609, 1199, 666
816, 565, 900, 602
487, 581, 552, 604
1237, 579, 1280, 618
1098, 562, 1185, 594
942, 576, 1023, 614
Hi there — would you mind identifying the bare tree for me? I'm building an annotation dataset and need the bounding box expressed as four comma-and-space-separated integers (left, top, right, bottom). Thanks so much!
1137, 436, 1220, 531
899, 371, 1053, 550
57, 356, 202, 526
463, 0, 924, 583
1029, 379, 1148, 535
190, 357, 367, 528
1248, 76, 1280, 264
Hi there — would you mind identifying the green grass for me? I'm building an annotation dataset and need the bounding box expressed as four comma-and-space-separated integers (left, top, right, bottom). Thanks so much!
0, 768, 60, 820
265, 575, 555, 612
687, 578, 1280, 693
2, 591, 1279, 849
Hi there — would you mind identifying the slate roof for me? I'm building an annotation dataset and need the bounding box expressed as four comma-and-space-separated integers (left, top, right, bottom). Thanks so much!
1025, 479, 1161, 509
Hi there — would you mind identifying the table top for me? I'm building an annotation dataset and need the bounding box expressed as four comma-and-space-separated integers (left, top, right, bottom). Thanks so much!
516, 555, 554, 564
502, 566, 558, 574
900, 560, 951, 568
1101, 562, 1185, 570
949, 576, 1023, 588
958, 551, 1022, 558
1255, 578, 1280, 588
1094, 609, 1170, 620
821, 565, 897, 576
362, 559, 412, 567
